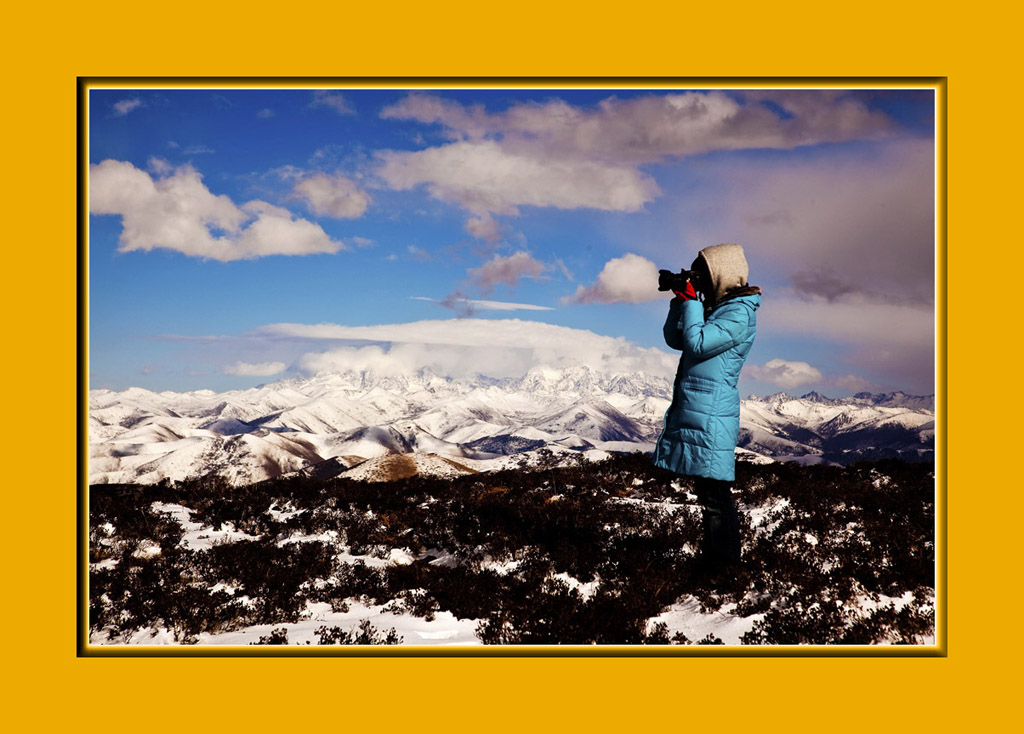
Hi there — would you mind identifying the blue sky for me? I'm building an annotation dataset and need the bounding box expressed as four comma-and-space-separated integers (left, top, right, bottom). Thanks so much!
88, 86, 936, 396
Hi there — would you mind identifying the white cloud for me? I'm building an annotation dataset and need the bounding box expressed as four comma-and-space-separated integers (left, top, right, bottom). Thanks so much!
299, 345, 410, 377
746, 360, 882, 395
257, 318, 678, 379
292, 173, 371, 219
374, 89, 910, 265
310, 91, 354, 115
234, 200, 346, 258
182, 144, 215, 155
257, 108, 275, 118
113, 97, 143, 116
381, 94, 491, 138
468, 299, 552, 312
376, 90, 897, 234
89, 159, 346, 261
746, 359, 824, 390
147, 156, 173, 176
376, 140, 658, 216
467, 251, 548, 294
381, 91, 894, 164
299, 342, 530, 380
465, 212, 502, 242
224, 361, 287, 377
565, 253, 661, 304
410, 296, 553, 312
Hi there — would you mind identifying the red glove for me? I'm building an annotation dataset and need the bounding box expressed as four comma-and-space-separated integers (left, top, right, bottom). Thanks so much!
672, 280, 698, 302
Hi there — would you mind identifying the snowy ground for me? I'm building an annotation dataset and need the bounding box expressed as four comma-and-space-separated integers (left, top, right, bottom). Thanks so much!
93, 600, 481, 647
97, 600, 759, 647
198, 601, 482, 647
88, 456, 936, 648
93, 591, 932, 648
647, 598, 761, 645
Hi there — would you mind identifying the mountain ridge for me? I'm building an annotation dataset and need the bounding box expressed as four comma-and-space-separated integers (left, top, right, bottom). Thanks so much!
90, 367, 935, 485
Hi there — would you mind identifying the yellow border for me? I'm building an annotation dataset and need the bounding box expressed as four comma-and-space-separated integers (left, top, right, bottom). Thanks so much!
12, 5, 1012, 722
79, 77, 945, 659
935, 79, 948, 657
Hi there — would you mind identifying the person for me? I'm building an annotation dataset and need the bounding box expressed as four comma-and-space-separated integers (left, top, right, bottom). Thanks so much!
652, 243, 761, 585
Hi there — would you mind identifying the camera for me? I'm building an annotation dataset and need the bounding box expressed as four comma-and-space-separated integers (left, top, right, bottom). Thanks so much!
658, 268, 703, 293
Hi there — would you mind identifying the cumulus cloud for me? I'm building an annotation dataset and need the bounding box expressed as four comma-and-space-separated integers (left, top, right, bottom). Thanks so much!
377, 140, 658, 216
234, 200, 345, 258
256, 318, 678, 379
299, 343, 530, 380
746, 359, 888, 394
381, 94, 492, 139
565, 253, 661, 304
292, 173, 371, 219
381, 90, 894, 164
223, 361, 287, 377
299, 345, 412, 377
310, 91, 354, 115
376, 90, 897, 237
466, 251, 548, 294
465, 212, 502, 243
147, 156, 173, 176
746, 359, 824, 390
89, 159, 346, 261
113, 97, 143, 116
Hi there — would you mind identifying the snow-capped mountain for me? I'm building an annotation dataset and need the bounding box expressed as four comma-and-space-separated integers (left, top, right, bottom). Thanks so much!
89, 366, 935, 485
739, 391, 935, 465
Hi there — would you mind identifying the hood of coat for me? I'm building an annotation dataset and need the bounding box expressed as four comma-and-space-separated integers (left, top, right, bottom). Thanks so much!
695, 243, 749, 304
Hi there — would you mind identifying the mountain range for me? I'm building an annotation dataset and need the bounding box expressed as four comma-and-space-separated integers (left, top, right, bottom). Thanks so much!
88, 366, 935, 485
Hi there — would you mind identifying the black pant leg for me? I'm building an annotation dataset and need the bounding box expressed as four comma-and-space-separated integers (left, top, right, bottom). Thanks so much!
693, 477, 741, 569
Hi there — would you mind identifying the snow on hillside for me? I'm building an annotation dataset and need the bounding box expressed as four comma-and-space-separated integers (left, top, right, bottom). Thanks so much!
339, 453, 477, 482
88, 366, 934, 485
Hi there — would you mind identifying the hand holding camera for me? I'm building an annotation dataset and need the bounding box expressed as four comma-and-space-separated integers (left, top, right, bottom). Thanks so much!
658, 268, 703, 301
674, 280, 698, 301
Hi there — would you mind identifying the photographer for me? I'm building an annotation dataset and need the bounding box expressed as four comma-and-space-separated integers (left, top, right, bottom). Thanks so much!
652, 243, 761, 586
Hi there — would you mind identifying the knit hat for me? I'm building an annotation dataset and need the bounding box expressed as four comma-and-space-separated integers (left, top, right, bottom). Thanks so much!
693, 243, 749, 304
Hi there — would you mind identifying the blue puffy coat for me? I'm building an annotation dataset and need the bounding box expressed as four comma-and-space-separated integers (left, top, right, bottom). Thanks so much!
653, 293, 760, 482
